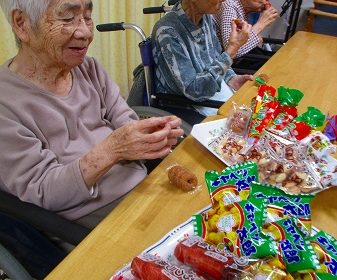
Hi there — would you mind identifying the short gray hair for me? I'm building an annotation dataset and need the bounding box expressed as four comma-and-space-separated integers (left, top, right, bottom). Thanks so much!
0, 0, 52, 47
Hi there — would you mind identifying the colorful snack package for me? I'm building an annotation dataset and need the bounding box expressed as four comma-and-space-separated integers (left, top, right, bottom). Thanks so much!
226, 102, 252, 137
211, 132, 248, 165
131, 253, 203, 280
249, 182, 314, 235
269, 86, 304, 132
194, 199, 278, 259
262, 217, 320, 273
307, 230, 337, 276
248, 99, 281, 139
323, 115, 337, 143
285, 107, 326, 140
301, 132, 336, 159
205, 162, 258, 207
243, 141, 319, 194
174, 235, 253, 280
251, 84, 277, 116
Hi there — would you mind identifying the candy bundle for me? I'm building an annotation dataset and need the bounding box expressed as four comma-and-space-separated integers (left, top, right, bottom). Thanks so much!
211, 83, 337, 194
192, 162, 337, 279
116, 163, 337, 280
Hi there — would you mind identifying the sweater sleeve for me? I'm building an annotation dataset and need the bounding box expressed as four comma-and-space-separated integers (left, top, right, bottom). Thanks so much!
153, 26, 233, 101
0, 105, 92, 212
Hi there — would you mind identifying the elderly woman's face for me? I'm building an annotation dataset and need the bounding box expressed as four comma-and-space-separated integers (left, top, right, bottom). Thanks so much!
29, 0, 94, 68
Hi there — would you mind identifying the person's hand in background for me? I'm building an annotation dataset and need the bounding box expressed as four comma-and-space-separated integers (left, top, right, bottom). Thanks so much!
226, 20, 252, 58
253, 6, 279, 34
228, 74, 254, 91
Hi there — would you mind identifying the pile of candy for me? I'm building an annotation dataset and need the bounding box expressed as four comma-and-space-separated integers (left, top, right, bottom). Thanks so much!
210, 82, 337, 194
113, 162, 337, 280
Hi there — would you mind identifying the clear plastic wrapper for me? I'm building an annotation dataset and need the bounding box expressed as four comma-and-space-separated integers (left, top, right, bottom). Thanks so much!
226, 102, 252, 137
166, 164, 202, 193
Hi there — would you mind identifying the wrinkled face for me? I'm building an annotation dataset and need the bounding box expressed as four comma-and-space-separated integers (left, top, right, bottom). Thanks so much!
29, 0, 94, 69
197, 0, 225, 14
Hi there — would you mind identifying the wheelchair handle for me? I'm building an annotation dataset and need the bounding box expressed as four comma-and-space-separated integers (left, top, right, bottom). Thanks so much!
96, 22, 147, 42
143, 6, 171, 14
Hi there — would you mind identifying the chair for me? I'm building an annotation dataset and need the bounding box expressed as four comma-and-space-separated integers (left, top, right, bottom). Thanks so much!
306, 0, 337, 36
96, 22, 225, 130
0, 190, 91, 279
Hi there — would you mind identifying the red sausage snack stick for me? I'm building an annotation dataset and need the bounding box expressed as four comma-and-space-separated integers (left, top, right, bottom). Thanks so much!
174, 236, 250, 280
131, 253, 204, 280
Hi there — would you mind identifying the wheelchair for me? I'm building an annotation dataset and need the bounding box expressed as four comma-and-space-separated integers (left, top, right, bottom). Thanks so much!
0, 190, 91, 280
96, 22, 224, 131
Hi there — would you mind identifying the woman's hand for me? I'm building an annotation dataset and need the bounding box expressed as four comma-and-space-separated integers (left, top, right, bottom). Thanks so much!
253, 7, 279, 34
80, 116, 184, 188
226, 20, 252, 59
228, 74, 254, 91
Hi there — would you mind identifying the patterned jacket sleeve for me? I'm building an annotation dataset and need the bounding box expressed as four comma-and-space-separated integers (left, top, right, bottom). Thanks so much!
153, 26, 234, 101
214, 3, 263, 57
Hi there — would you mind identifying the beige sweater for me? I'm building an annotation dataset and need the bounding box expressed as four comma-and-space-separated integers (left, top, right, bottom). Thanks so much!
0, 56, 147, 220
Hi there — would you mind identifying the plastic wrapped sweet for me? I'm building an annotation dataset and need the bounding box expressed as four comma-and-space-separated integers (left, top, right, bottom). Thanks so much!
249, 182, 314, 236
307, 230, 337, 276
194, 199, 278, 259
261, 217, 320, 273
205, 162, 258, 207
324, 115, 337, 143
226, 102, 252, 137
167, 164, 199, 192
130, 253, 203, 280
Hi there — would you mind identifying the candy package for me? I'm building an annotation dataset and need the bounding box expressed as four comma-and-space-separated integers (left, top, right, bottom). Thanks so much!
226, 102, 252, 137
167, 164, 201, 192
205, 162, 258, 207
194, 199, 278, 259
262, 217, 320, 273
307, 230, 337, 276
249, 182, 314, 236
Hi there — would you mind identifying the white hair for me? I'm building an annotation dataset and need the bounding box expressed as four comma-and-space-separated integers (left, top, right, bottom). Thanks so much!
0, 0, 52, 47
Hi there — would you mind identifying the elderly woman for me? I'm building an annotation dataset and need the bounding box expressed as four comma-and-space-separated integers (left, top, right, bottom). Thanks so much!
0, 0, 183, 229
214, 0, 279, 58
152, 0, 253, 116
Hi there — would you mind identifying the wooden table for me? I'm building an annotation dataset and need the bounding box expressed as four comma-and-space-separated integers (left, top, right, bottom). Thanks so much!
47, 31, 337, 280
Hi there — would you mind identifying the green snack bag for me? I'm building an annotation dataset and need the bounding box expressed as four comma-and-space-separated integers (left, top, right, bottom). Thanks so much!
205, 162, 258, 208
295, 106, 326, 129
277, 86, 304, 107
292, 272, 337, 280
262, 217, 320, 273
307, 230, 337, 276
249, 182, 314, 235
194, 199, 278, 259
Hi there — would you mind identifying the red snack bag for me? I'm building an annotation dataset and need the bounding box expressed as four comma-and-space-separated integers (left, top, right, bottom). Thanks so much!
251, 85, 277, 116
174, 236, 249, 280
249, 100, 281, 139
131, 253, 203, 280
271, 106, 298, 131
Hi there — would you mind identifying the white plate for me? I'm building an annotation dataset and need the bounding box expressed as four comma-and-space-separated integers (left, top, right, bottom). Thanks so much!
191, 118, 229, 165
110, 205, 212, 280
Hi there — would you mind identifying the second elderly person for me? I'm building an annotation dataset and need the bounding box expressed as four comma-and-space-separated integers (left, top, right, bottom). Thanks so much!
0, 0, 183, 229
152, 0, 253, 116
214, 0, 278, 58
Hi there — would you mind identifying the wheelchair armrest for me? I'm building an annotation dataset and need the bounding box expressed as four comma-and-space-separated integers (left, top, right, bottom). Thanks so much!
0, 191, 91, 245
151, 93, 224, 108
262, 37, 285, 45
